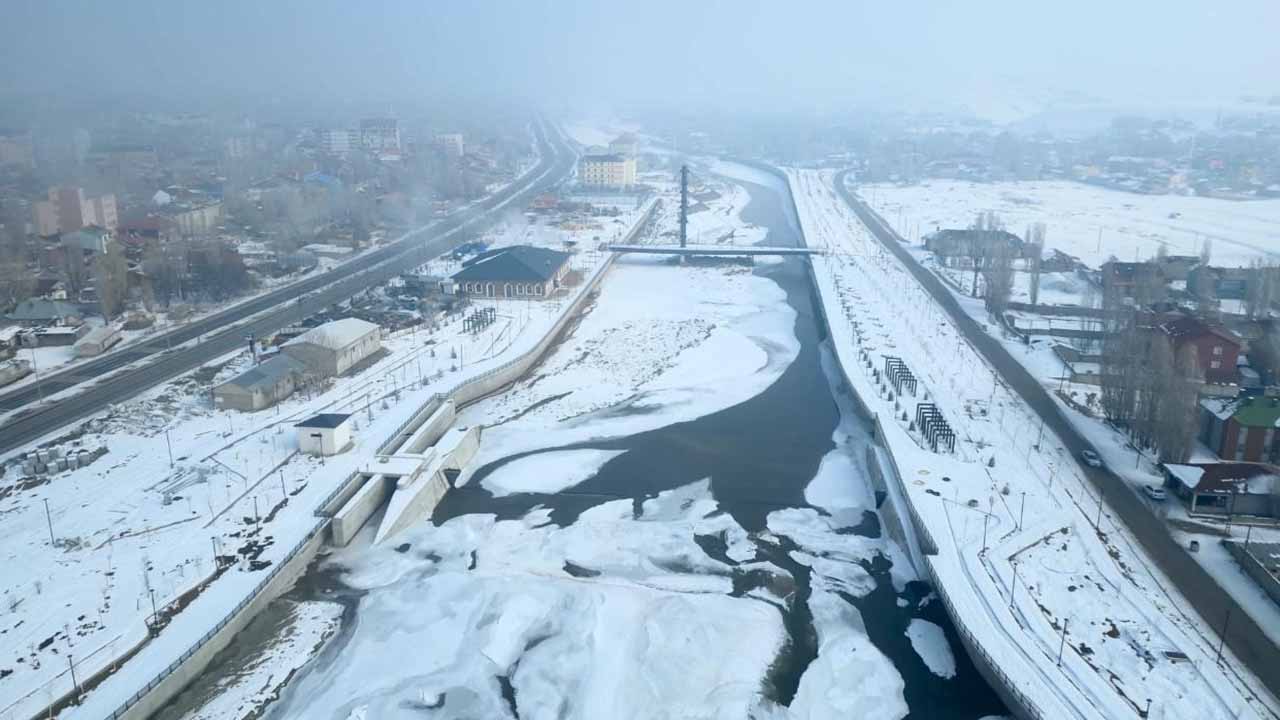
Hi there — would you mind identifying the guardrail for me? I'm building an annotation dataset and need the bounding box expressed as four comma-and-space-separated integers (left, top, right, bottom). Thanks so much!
924, 559, 1046, 719
104, 517, 325, 719
90, 195, 657, 720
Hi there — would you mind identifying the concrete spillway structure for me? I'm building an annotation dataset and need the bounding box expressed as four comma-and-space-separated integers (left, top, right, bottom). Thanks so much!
373, 425, 480, 544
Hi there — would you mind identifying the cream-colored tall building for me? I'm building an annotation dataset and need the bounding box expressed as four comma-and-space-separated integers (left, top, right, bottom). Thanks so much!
578, 154, 636, 189
32, 186, 117, 236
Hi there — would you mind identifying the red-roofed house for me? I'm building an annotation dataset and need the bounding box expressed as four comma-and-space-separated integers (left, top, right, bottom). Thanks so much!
1159, 316, 1241, 384
1163, 461, 1280, 517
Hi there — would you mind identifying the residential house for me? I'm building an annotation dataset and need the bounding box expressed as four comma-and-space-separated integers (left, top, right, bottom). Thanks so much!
1163, 461, 1280, 518
7, 298, 82, 326
451, 245, 571, 299
281, 318, 382, 377
1158, 316, 1242, 384
1200, 396, 1280, 463
61, 226, 113, 256
1188, 265, 1251, 301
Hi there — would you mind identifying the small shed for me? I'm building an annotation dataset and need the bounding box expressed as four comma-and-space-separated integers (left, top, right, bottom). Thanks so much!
74, 325, 122, 357
296, 413, 353, 456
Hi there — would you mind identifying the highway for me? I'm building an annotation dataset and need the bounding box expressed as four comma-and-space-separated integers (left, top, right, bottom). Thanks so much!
834, 170, 1280, 706
0, 119, 577, 455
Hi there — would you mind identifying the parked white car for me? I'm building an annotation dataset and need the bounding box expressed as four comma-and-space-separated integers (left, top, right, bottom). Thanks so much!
1143, 485, 1167, 501
1080, 449, 1103, 468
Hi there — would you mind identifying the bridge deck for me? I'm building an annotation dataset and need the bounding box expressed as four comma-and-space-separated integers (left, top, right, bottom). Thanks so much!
605, 243, 821, 256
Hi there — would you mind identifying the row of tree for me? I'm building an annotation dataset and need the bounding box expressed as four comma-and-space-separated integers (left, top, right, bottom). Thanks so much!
1098, 283, 1200, 463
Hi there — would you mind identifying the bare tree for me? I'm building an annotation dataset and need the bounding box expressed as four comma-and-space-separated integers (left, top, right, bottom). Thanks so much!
1245, 260, 1277, 320
982, 240, 1015, 316
969, 211, 1003, 297
0, 243, 33, 307
1099, 281, 1142, 428
1026, 223, 1046, 307
95, 244, 129, 320
1151, 339, 1200, 462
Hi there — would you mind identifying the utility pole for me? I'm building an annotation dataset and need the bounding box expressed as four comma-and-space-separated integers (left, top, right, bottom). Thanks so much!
1217, 607, 1232, 664
1057, 618, 1070, 666
68, 655, 80, 699
679, 165, 689, 249
165, 429, 174, 468
1009, 561, 1020, 610
43, 498, 55, 544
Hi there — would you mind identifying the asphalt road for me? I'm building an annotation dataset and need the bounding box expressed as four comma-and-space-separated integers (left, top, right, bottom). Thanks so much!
833, 170, 1280, 706
0, 119, 577, 455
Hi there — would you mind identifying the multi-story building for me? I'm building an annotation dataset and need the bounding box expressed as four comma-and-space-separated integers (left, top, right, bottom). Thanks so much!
32, 187, 118, 236
360, 118, 401, 152
577, 154, 637, 189
434, 133, 465, 158
319, 128, 360, 156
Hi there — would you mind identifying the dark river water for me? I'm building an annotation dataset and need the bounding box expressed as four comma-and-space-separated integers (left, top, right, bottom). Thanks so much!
154, 166, 1006, 719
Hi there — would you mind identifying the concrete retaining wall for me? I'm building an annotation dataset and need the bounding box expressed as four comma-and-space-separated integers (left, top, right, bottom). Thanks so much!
331, 475, 389, 547
1224, 540, 1280, 609
117, 526, 327, 720
375, 470, 451, 543
401, 399, 456, 455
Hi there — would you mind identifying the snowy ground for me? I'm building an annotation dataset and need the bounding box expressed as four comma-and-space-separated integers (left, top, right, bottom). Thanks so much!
0, 203, 648, 719
790, 167, 1280, 720
261, 170, 978, 720
860, 179, 1280, 269
173, 600, 342, 720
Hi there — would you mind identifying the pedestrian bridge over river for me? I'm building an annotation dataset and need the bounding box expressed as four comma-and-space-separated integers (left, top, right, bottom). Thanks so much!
604, 243, 823, 257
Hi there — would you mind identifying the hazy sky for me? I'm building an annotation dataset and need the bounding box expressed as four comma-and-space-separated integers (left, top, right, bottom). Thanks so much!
3, 0, 1277, 115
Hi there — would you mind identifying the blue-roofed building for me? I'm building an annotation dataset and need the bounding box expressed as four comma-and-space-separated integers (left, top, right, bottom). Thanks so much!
451, 245, 571, 299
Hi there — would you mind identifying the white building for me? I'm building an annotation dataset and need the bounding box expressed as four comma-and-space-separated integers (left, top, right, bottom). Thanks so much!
296, 413, 353, 456
578, 154, 637, 189
361, 118, 401, 152
319, 128, 360, 156
434, 133, 465, 157
282, 317, 382, 377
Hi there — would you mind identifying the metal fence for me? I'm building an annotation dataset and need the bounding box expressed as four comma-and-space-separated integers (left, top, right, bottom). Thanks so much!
104, 518, 326, 719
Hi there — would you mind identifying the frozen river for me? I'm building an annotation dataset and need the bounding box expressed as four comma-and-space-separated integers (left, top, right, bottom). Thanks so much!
158, 164, 1008, 720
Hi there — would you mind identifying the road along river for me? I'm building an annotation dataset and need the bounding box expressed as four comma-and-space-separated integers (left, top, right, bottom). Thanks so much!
157, 163, 1009, 720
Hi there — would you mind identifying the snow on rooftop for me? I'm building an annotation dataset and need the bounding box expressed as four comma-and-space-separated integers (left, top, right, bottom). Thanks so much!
286, 318, 379, 349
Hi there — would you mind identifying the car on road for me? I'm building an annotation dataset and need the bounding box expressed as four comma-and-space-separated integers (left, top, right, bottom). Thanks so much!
1142, 485, 1167, 501
1080, 449, 1103, 468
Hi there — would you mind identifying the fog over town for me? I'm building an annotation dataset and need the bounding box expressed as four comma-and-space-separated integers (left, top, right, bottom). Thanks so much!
2, 2, 1280, 720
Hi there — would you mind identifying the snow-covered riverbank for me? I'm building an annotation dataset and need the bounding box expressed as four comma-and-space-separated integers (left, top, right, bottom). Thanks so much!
250, 166, 1006, 720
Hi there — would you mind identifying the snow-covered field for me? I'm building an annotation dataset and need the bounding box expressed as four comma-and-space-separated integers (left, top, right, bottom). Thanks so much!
860, 179, 1280, 269
263, 170, 979, 720
790, 167, 1280, 720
